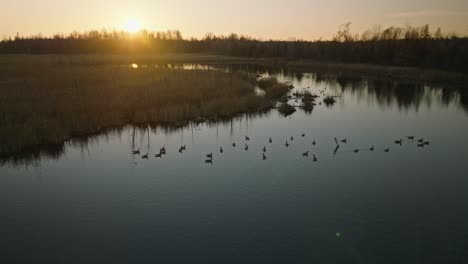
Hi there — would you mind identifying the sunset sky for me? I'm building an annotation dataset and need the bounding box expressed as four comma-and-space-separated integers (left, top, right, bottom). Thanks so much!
2, 0, 467, 40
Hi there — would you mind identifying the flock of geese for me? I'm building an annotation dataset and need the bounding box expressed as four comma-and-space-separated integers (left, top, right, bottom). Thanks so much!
131, 133, 431, 165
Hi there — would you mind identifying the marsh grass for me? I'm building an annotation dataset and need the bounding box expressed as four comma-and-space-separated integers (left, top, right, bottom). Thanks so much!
0, 57, 288, 157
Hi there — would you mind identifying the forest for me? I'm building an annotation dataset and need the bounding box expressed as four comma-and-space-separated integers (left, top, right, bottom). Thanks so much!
1, 24, 468, 73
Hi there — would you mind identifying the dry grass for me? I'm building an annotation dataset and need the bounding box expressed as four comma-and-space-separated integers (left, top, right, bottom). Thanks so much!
0, 56, 288, 156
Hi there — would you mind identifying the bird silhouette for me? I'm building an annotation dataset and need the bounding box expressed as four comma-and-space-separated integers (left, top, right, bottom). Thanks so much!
245, 144, 249, 151
142, 153, 149, 159
312, 140, 316, 146
384, 148, 390, 152
232, 142, 236, 147
302, 151, 309, 157
341, 139, 347, 144
285, 141, 289, 147
394, 139, 403, 145
263, 146, 267, 153
132, 149, 140, 155
407, 136, 415, 140
155, 153, 162, 158
354, 149, 359, 153
269, 137, 272, 143
302, 133, 305, 137
313, 155, 318, 162
370, 146, 375, 152
245, 136, 250, 141
220, 147, 224, 153
206, 153, 213, 158
205, 159, 213, 165
262, 153, 267, 160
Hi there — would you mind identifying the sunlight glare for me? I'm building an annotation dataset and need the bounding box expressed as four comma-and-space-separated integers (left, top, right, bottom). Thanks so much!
125, 19, 141, 33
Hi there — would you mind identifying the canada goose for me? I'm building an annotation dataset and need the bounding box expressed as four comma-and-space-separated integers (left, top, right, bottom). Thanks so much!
263, 146, 267, 153
155, 153, 162, 158
262, 153, 267, 160
407, 136, 415, 140
384, 148, 390, 152
178, 147, 183, 153
285, 141, 289, 147
142, 153, 149, 159
132, 149, 140, 155
418, 138, 424, 143
313, 155, 318, 162
160, 147, 166, 155
206, 153, 213, 158
370, 146, 375, 152
205, 159, 213, 165
291, 136, 294, 141
232, 142, 236, 147
312, 140, 316, 146
423, 141, 430, 146
354, 149, 359, 153
245, 136, 250, 141
333, 145, 340, 156
302, 151, 309, 157
341, 139, 347, 144
245, 144, 249, 151
220, 147, 224, 153
394, 139, 403, 145
269, 137, 272, 143
181, 145, 186, 151
302, 133, 305, 137
417, 144, 425, 148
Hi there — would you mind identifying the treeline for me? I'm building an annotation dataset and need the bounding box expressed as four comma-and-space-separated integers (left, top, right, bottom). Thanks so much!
1, 24, 468, 73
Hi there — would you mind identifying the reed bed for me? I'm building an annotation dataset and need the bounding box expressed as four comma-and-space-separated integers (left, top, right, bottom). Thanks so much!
0, 57, 288, 156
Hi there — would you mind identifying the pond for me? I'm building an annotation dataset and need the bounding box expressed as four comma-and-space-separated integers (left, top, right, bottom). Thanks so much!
1, 66, 468, 263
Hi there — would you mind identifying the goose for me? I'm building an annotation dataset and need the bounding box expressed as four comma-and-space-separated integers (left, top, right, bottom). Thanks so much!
220, 147, 224, 153
313, 155, 318, 162
341, 139, 347, 144
417, 143, 425, 148
312, 140, 316, 146
407, 136, 415, 140
262, 153, 267, 160
302, 151, 309, 157
290, 136, 294, 141
423, 141, 430, 146
418, 138, 424, 143
384, 148, 390, 152
181, 145, 186, 151
354, 149, 359, 153
232, 142, 236, 147
205, 159, 213, 165
333, 145, 340, 156
285, 141, 290, 147
132, 148, 140, 155
160, 147, 166, 155
394, 139, 403, 145
245, 136, 250, 141
370, 146, 375, 152
206, 153, 213, 159
263, 146, 267, 153
178, 148, 183, 153
269, 137, 272, 143
155, 153, 162, 158
142, 153, 149, 159
245, 144, 249, 151
301, 133, 305, 137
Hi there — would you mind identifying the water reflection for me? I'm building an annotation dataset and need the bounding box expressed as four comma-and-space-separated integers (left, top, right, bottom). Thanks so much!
1, 65, 467, 167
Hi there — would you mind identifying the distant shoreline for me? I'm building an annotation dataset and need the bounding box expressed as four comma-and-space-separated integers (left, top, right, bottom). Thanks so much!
1, 54, 465, 87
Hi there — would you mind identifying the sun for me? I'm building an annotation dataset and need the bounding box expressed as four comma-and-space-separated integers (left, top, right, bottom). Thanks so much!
124, 19, 141, 33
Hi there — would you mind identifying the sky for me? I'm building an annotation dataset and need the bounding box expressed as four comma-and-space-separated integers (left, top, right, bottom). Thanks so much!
1, 0, 468, 40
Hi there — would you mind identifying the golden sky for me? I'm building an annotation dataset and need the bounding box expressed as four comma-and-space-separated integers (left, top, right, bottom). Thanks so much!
2, 0, 467, 40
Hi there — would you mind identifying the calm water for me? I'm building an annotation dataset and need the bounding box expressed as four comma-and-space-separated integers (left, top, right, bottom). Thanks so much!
1, 67, 468, 263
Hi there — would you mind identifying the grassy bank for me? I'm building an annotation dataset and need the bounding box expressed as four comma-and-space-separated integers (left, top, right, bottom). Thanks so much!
288, 61, 468, 87
0, 56, 289, 157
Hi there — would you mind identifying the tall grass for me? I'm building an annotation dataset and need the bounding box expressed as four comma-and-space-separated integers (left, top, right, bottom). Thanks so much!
0, 57, 288, 156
